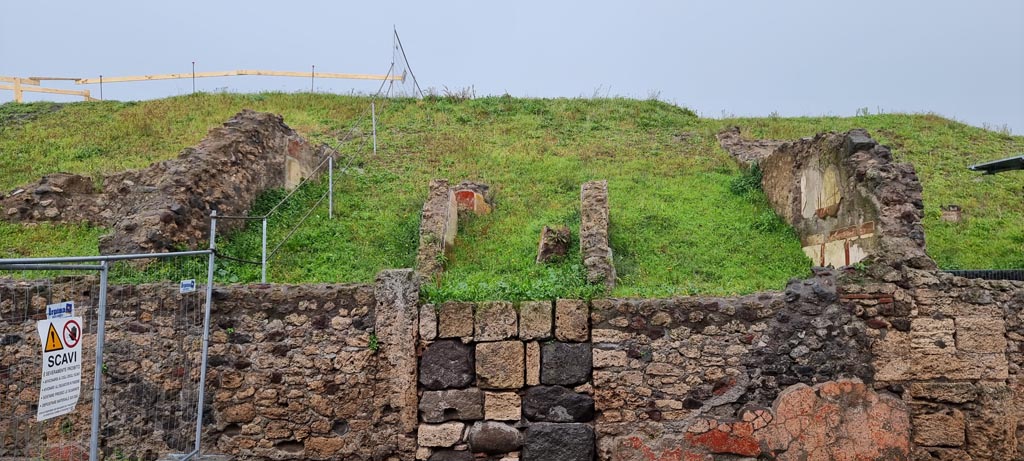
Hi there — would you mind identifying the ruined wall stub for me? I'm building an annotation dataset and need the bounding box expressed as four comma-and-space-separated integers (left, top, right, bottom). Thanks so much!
581, 180, 616, 291
725, 128, 931, 271
0, 110, 334, 254
416, 179, 458, 278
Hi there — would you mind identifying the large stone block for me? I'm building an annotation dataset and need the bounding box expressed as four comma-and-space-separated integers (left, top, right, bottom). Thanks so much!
913, 410, 966, 447
418, 422, 466, 448
476, 341, 525, 389
522, 422, 594, 461
484, 391, 522, 421
420, 304, 438, 341
519, 301, 553, 340
438, 302, 474, 339
420, 388, 484, 423
428, 451, 473, 461
541, 342, 592, 386
522, 386, 595, 423
421, 340, 475, 390
955, 316, 1007, 354
466, 421, 523, 454
475, 301, 518, 341
555, 299, 589, 342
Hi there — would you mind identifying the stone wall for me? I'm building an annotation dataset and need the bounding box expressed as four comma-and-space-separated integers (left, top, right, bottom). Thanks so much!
581, 180, 615, 291
416, 180, 458, 279
0, 274, 420, 461
721, 128, 930, 270
0, 110, 334, 254
415, 299, 596, 461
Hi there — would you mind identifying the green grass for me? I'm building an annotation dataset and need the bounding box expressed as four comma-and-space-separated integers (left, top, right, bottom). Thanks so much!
2, 94, 1020, 299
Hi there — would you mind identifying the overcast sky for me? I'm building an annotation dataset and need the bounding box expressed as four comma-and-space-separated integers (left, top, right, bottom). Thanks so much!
2, 0, 1022, 132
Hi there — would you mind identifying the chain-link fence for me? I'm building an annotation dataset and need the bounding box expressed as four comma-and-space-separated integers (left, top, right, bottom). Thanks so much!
0, 250, 215, 461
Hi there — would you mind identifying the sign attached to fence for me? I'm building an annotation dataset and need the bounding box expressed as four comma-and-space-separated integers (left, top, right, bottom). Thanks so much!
180, 279, 196, 294
36, 316, 83, 421
46, 301, 74, 319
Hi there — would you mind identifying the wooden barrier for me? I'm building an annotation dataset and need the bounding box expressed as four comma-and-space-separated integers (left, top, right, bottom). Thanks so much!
0, 83, 96, 102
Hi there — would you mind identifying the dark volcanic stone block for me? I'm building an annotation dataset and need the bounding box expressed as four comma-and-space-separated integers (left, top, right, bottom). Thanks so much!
541, 342, 592, 386
428, 450, 473, 461
420, 339, 474, 390
419, 388, 484, 422
522, 422, 594, 461
522, 386, 595, 423
466, 421, 523, 454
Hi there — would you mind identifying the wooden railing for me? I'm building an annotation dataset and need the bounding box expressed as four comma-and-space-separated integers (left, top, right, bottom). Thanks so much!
1, 69, 401, 103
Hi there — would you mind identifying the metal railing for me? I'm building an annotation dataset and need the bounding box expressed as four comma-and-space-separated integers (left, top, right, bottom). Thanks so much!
0, 221, 218, 461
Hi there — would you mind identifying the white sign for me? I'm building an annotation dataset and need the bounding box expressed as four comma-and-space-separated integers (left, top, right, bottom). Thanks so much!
180, 279, 196, 294
46, 301, 74, 319
36, 316, 83, 422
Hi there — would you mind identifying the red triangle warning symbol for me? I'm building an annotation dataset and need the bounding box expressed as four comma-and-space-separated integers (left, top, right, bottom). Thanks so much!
44, 323, 63, 352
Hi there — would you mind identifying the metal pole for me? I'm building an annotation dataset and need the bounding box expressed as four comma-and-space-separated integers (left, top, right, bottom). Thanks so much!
99, 75, 103, 101
88, 261, 110, 461
194, 211, 217, 455
328, 156, 334, 219
372, 101, 377, 155
192, 61, 196, 93
261, 217, 268, 283
311, 65, 315, 93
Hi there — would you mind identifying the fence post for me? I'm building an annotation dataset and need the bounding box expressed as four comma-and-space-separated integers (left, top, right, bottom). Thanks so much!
328, 156, 334, 220
13, 78, 22, 103
372, 101, 377, 155
88, 261, 110, 461
261, 216, 268, 283
194, 211, 217, 455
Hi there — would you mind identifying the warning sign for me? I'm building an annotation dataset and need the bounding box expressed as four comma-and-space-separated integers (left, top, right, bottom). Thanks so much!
36, 316, 83, 422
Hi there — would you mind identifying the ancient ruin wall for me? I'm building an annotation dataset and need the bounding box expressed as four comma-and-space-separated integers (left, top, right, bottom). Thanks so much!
0, 110, 333, 254
723, 129, 931, 271
0, 275, 420, 461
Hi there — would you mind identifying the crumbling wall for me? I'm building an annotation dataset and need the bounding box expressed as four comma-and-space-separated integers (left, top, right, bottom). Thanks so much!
722, 129, 929, 270
416, 179, 458, 279
0, 110, 334, 255
0, 276, 420, 461
581, 180, 615, 291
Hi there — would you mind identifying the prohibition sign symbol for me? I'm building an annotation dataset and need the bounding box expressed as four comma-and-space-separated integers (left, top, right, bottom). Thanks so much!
62, 319, 81, 348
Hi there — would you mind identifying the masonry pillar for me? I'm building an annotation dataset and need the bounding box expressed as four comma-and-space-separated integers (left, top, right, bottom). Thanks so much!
374, 269, 421, 459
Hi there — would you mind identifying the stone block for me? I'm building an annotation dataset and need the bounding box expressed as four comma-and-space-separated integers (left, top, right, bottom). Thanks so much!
420, 304, 438, 341
439, 302, 474, 339
476, 341, 525, 389
910, 318, 956, 355
420, 388, 484, 423
955, 316, 1007, 354
522, 386, 595, 423
418, 422, 466, 448
525, 342, 541, 386
428, 451, 473, 461
467, 421, 523, 454
555, 299, 589, 342
912, 410, 965, 447
536, 225, 570, 263
592, 348, 627, 368
475, 301, 518, 341
541, 342, 592, 386
522, 422, 594, 461
580, 180, 616, 290
421, 340, 475, 390
485, 391, 522, 421
907, 383, 979, 404
519, 301, 553, 340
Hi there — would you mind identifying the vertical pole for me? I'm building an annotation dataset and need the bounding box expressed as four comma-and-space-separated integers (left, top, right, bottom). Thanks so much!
99, 75, 103, 101
372, 101, 377, 155
194, 211, 217, 455
261, 216, 267, 283
88, 261, 110, 461
13, 78, 22, 103
192, 61, 196, 94
311, 65, 315, 93
328, 156, 334, 220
